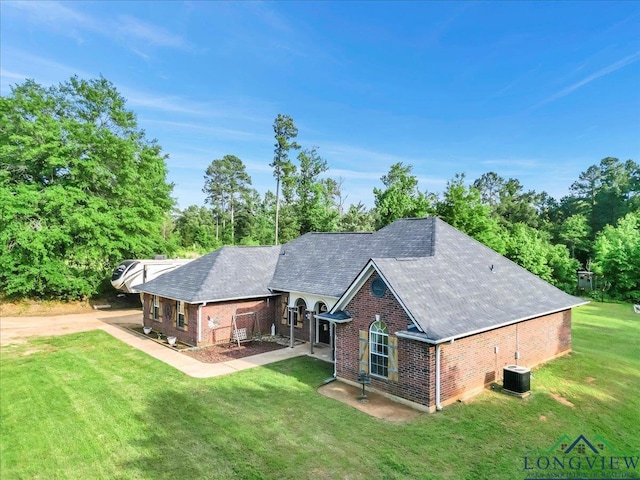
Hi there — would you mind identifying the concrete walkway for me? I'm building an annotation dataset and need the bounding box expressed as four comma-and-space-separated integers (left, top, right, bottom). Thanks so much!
0, 308, 310, 378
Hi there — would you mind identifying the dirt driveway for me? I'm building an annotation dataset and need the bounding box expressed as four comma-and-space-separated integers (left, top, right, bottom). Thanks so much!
0, 308, 142, 346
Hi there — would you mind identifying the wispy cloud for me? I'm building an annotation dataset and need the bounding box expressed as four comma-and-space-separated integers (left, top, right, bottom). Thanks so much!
0, 68, 28, 83
0, 50, 95, 90
327, 169, 382, 181
6, 1, 192, 55
141, 118, 271, 143
125, 95, 209, 116
5, 1, 93, 30
0, 69, 28, 94
480, 158, 541, 169
117, 15, 191, 50
323, 142, 425, 168
531, 51, 640, 110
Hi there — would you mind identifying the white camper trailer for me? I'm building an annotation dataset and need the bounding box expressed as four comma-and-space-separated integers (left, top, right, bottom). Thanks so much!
111, 257, 192, 293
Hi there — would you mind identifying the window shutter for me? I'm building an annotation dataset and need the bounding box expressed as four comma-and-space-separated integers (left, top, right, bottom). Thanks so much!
281, 296, 289, 325
388, 336, 398, 381
148, 296, 153, 320
359, 330, 369, 374
174, 301, 178, 327
183, 303, 188, 331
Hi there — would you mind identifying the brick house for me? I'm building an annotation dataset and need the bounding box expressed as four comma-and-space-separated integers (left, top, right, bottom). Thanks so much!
137, 217, 585, 410
137, 246, 281, 346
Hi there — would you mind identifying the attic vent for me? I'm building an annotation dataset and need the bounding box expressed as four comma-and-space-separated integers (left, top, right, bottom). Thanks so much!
371, 278, 387, 297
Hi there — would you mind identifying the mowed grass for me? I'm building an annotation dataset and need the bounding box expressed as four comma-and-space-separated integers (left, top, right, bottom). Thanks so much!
1, 302, 639, 479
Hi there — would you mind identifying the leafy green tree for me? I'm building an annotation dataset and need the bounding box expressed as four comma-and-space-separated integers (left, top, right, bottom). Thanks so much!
564, 157, 639, 238
235, 189, 275, 245
174, 205, 220, 251
545, 242, 582, 294
558, 214, 591, 261
436, 174, 506, 253
591, 157, 639, 234
0, 76, 174, 299
569, 164, 601, 213
203, 155, 252, 244
373, 162, 434, 228
504, 223, 554, 283
294, 147, 339, 234
592, 212, 640, 302
473, 173, 539, 228
494, 178, 540, 228
340, 202, 375, 232
535, 191, 562, 234
271, 114, 300, 244
473, 172, 504, 209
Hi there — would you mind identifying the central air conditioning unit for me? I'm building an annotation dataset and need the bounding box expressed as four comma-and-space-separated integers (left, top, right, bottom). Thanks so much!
503, 365, 531, 394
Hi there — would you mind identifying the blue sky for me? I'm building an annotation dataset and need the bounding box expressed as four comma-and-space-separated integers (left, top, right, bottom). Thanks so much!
2, 1, 639, 210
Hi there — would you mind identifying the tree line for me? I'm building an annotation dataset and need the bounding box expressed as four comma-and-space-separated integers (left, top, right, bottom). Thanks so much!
1, 77, 638, 301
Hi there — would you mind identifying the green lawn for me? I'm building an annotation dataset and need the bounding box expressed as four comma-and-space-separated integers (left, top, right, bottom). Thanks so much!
1, 302, 639, 479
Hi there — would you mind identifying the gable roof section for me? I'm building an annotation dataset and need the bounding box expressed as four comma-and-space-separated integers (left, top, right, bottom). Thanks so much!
332, 218, 587, 342
136, 245, 282, 304
268, 217, 438, 297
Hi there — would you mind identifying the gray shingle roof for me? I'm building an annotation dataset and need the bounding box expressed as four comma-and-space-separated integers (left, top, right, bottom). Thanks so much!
268, 218, 438, 297
268, 232, 374, 297
365, 219, 585, 341
136, 245, 282, 303
137, 217, 585, 341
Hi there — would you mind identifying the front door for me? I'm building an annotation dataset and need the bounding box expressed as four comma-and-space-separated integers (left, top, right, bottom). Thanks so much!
318, 319, 331, 345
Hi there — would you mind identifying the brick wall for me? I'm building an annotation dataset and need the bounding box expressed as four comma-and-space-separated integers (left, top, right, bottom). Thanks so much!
438, 309, 571, 405
335, 273, 572, 410
142, 294, 278, 346
335, 274, 435, 407
199, 297, 277, 346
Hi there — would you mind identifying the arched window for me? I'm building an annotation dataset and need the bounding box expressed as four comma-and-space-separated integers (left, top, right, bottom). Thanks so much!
288, 298, 307, 328
369, 320, 389, 377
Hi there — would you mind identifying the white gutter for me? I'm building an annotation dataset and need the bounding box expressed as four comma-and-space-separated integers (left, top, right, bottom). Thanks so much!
395, 301, 589, 345
435, 343, 442, 411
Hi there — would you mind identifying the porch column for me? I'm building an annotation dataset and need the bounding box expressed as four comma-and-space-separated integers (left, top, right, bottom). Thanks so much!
309, 311, 314, 354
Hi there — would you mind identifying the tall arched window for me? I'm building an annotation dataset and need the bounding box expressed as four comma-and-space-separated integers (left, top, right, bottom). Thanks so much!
369, 320, 389, 377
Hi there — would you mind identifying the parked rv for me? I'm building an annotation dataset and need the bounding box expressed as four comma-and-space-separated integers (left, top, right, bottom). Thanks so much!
111, 257, 192, 293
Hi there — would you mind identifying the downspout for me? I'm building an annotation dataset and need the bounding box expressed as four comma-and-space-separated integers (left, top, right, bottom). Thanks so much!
197, 303, 204, 344
435, 343, 443, 411
333, 323, 337, 378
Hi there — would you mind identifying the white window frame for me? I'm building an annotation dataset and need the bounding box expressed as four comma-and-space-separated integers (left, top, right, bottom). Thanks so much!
287, 300, 305, 329
369, 320, 389, 378
177, 301, 185, 329
152, 295, 160, 321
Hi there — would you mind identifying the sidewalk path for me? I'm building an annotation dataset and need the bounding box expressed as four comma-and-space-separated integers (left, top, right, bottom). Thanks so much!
0, 308, 309, 378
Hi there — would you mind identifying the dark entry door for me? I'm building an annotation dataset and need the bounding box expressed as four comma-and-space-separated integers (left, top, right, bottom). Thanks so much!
318, 319, 331, 344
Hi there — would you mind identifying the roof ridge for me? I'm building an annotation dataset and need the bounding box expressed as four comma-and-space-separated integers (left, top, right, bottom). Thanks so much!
305, 231, 373, 235
430, 216, 438, 256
